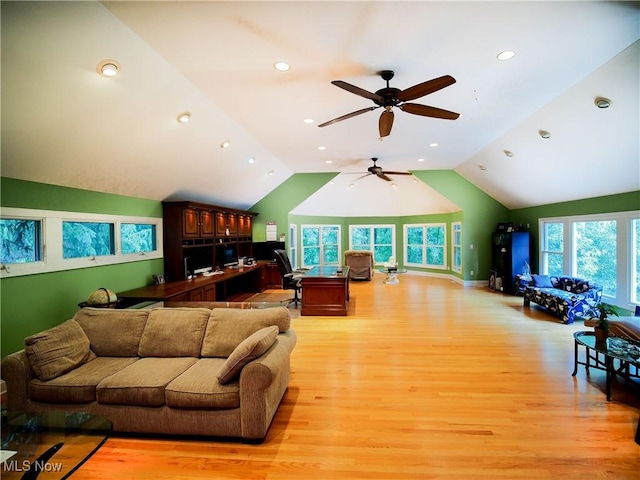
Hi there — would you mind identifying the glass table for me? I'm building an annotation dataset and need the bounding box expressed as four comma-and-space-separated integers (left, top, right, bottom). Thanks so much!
1, 411, 112, 479
378, 267, 407, 285
572, 331, 640, 401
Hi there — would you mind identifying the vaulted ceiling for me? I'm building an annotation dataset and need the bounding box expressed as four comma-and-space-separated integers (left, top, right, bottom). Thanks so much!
2, 1, 639, 216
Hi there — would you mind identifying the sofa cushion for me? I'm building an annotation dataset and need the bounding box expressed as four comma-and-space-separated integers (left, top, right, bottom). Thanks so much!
74, 308, 149, 356
25, 319, 96, 381
201, 307, 290, 357
532, 274, 553, 288
29, 357, 139, 404
97, 357, 197, 406
138, 308, 210, 357
217, 326, 279, 384
165, 358, 240, 408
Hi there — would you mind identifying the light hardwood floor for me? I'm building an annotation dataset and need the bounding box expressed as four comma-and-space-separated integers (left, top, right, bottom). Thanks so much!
74, 275, 639, 479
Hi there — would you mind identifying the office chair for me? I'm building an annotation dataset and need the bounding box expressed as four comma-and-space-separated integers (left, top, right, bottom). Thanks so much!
274, 249, 304, 307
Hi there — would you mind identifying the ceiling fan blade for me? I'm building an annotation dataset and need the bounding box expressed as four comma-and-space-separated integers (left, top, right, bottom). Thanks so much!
376, 172, 392, 182
397, 75, 456, 102
318, 106, 378, 128
332, 80, 384, 102
399, 103, 460, 120
382, 171, 412, 176
379, 109, 394, 137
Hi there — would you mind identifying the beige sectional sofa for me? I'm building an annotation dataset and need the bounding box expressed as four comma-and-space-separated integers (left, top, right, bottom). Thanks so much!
1, 306, 296, 441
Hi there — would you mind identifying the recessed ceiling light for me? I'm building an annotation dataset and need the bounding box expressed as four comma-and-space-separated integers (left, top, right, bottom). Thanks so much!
304, 118, 314, 124
348, 183, 354, 189
273, 61, 290, 72
413, 177, 419, 183
504, 150, 514, 157
429, 143, 438, 147
318, 146, 326, 151
97, 59, 120, 77
247, 157, 255, 164
220, 140, 231, 148
497, 50, 515, 61
539, 130, 551, 139
594, 97, 611, 109
478, 165, 487, 171
391, 183, 397, 188
267, 170, 275, 176
177, 112, 191, 123
417, 158, 425, 162
325, 160, 333, 164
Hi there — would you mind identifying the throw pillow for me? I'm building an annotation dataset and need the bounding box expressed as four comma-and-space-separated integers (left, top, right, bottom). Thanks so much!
25, 319, 96, 381
216, 326, 279, 384
532, 274, 554, 288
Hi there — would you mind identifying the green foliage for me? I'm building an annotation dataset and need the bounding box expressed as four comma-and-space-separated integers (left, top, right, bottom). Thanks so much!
62, 221, 114, 259
587, 301, 620, 330
1, 218, 41, 264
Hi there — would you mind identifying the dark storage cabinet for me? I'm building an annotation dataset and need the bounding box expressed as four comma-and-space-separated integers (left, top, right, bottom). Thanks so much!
491, 231, 529, 295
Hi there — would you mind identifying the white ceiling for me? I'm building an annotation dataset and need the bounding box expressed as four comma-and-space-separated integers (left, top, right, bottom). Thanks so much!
2, 1, 639, 216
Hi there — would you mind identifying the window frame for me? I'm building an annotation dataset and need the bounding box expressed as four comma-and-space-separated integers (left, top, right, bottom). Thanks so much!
404, 223, 448, 269
301, 224, 341, 267
1, 207, 163, 278
451, 222, 462, 273
348, 224, 396, 265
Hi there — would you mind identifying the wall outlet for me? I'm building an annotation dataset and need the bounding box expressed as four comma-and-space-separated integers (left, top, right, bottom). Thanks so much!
470, 243, 474, 249
470, 270, 475, 276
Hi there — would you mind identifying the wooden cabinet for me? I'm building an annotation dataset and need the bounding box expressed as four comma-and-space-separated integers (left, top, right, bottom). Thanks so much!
163, 201, 257, 281
182, 207, 214, 238
187, 283, 216, 301
265, 263, 282, 289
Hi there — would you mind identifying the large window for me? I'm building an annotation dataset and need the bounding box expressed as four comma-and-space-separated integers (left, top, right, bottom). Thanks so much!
405, 223, 447, 268
539, 211, 639, 308
301, 224, 340, 267
349, 225, 394, 264
0, 208, 163, 277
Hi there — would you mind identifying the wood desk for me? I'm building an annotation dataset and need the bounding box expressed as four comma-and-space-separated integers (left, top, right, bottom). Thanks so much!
117, 262, 268, 305
301, 266, 350, 316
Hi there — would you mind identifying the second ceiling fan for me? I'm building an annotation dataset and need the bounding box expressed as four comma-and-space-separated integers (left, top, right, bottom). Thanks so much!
319, 70, 460, 138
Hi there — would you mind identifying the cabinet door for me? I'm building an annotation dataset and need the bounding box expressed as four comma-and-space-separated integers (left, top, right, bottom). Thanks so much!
203, 283, 216, 301
216, 212, 227, 236
183, 208, 199, 237
200, 210, 214, 236
228, 214, 238, 235
188, 287, 204, 302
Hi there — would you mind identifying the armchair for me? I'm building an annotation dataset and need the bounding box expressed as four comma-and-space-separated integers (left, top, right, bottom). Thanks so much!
344, 250, 374, 281
274, 249, 305, 307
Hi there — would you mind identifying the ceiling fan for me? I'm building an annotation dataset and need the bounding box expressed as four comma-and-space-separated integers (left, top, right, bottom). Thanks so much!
318, 70, 460, 138
352, 158, 412, 182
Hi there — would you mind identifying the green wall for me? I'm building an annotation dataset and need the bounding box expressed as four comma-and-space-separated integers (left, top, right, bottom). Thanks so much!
1, 178, 164, 355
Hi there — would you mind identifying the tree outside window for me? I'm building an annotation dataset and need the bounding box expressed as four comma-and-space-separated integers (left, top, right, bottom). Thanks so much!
574, 220, 617, 296
0, 218, 42, 264
63, 221, 114, 259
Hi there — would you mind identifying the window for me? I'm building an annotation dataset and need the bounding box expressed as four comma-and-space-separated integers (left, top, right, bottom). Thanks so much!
289, 223, 297, 269
121, 223, 157, 254
349, 225, 395, 264
452, 222, 462, 273
405, 223, 447, 268
301, 224, 340, 267
541, 222, 564, 276
1, 217, 43, 264
63, 221, 115, 259
0, 207, 163, 278
574, 220, 617, 297
539, 211, 639, 308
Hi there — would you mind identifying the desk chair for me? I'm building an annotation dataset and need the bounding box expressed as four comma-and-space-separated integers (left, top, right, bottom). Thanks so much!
274, 249, 305, 307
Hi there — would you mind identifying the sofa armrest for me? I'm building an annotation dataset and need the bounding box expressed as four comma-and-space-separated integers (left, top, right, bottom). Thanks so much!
1, 350, 34, 412
240, 330, 297, 391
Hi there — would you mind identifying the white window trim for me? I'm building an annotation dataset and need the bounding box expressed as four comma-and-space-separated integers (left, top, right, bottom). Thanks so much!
404, 223, 448, 270
301, 224, 341, 267
1, 207, 163, 278
538, 210, 640, 310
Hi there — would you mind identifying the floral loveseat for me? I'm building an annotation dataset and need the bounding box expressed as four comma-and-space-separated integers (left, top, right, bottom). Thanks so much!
523, 275, 602, 324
